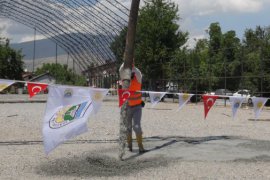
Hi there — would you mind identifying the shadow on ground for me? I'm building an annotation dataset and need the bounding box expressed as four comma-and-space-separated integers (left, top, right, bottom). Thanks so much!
36, 135, 233, 178
125, 135, 233, 160
144, 135, 233, 145
0, 135, 232, 146
36, 135, 270, 178
248, 119, 270, 122
36, 153, 176, 178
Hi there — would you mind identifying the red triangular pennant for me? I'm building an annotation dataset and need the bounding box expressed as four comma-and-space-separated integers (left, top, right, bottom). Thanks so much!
202, 95, 219, 119
118, 89, 134, 107
27, 82, 48, 98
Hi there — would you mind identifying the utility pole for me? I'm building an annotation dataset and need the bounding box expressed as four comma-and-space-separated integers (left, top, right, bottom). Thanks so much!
55, 43, 58, 64
73, 58, 75, 74
32, 27, 36, 72
67, 52, 69, 66
119, 0, 140, 160
259, 46, 263, 97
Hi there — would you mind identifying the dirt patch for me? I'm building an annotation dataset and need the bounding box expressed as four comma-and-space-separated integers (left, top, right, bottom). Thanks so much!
36, 152, 177, 178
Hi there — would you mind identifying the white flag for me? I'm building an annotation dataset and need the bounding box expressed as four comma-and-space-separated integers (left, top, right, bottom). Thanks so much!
148, 91, 166, 107
252, 97, 268, 119
43, 85, 93, 154
0, 79, 15, 92
229, 96, 246, 119
89, 88, 109, 114
177, 93, 194, 111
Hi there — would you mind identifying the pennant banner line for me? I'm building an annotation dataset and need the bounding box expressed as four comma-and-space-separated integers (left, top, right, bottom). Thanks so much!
0, 78, 240, 97
10, 79, 49, 85
1, 78, 270, 99
47, 95, 96, 98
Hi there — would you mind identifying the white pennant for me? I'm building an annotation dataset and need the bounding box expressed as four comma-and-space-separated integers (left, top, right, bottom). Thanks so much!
251, 97, 268, 119
148, 91, 167, 107
0, 79, 15, 92
229, 96, 246, 119
43, 85, 94, 154
177, 93, 194, 111
89, 88, 109, 114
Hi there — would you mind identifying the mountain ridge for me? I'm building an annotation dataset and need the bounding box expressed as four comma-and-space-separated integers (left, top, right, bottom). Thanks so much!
11, 38, 66, 60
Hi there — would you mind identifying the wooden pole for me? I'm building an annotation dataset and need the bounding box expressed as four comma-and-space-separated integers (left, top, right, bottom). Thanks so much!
118, 0, 140, 160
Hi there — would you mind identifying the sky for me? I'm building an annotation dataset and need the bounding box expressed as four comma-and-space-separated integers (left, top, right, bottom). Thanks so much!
0, 0, 270, 48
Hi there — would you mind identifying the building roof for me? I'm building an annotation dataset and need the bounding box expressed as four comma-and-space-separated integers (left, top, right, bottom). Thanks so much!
30, 72, 55, 82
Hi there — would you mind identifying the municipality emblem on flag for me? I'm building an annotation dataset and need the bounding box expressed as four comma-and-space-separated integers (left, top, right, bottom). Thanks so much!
93, 91, 103, 101
89, 88, 109, 114
49, 101, 92, 129
252, 97, 268, 119
149, 91, 167, 107
229, 96, 246, 119
64, 88, 73, 98
177, 93, 194, 111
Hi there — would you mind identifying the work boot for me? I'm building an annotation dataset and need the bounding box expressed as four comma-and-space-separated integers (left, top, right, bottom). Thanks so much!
136, 134, 148, 154
127, 133, 132, 152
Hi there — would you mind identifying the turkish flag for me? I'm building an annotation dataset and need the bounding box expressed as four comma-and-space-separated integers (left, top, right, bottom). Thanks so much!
118, 89, 134, 107
27, 82, 48, 98
202, 95, 219, 119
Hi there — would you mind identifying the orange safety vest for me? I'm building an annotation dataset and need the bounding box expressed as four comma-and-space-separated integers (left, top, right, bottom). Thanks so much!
128, 76, 142, 106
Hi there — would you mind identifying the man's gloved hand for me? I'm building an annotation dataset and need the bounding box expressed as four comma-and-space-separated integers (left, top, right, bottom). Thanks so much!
141, 101, 145, 107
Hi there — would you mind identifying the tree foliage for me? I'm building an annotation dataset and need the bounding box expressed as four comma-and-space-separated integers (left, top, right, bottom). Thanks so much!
35, 63, 86, 86
111, 0, 188, 82
185, 24, 270, 96
241, 26, 270, 94
0, 38, 24, 80
135, 0, 188, 80
111, 2, 270, 96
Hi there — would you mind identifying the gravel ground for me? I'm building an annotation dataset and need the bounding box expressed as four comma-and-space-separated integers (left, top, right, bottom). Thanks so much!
1, 95, 270, 179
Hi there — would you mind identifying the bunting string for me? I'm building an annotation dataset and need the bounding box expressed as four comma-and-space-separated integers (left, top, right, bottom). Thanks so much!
1, 78, 269, 118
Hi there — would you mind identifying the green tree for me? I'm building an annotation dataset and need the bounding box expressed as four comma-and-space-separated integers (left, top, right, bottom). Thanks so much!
242, 26, 270, 95
35, 63, 86, 86
219, 30, 241, 90
201, 23, 242, 91
111, 0, 188, 83
111, 4, 270, 97
207, 22, 223, 90
209, 22, 222, 58
0, 38, 24, 80
135, 0, 188, 80
192, 39, 210, 92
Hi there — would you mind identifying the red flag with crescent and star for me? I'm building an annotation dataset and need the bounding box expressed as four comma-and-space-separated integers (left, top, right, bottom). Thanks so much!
27, 82, 48, 98
118, 89, 135, 107
202, 95, 219, 119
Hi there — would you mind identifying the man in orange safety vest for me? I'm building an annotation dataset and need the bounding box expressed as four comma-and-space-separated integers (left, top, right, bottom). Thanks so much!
119, 63, 147, 153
